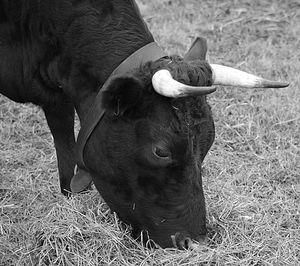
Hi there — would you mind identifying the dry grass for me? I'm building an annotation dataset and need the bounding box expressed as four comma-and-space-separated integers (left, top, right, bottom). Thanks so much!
1, 0, 299, 265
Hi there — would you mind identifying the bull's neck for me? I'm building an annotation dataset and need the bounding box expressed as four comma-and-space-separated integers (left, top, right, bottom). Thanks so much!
74, 39, 153, 123
66, 1, 154, 122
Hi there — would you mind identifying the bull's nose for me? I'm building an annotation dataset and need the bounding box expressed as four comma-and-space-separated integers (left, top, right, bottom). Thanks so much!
171, 232, 192, 249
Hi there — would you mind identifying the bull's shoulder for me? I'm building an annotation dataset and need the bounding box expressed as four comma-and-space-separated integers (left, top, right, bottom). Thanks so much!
0, 1, 22, 24
0, 1, 8, 23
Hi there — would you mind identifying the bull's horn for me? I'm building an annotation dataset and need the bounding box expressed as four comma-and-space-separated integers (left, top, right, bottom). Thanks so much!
152, 69, 216, 98
210, 64, 289, 88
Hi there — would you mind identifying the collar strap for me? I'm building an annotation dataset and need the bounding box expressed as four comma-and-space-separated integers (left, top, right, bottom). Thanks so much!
76, 42, 166, 169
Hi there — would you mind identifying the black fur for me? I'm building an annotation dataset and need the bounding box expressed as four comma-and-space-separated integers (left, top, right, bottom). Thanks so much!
0, 0, 153, 194
85, 56, 214, 247
0, 0, 215, 248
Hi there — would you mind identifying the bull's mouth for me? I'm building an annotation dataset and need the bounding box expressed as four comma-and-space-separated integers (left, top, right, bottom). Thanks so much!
133, 227, 207, 249
170, 232, 207, 249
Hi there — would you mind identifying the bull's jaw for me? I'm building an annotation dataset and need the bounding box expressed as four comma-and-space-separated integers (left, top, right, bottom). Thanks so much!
82, 129, 209, 248
88, 168, 207, 249
130, 208, 207, 249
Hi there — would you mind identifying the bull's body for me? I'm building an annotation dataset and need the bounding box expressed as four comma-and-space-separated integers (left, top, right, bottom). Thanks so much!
0, 0, 155, 191
2, 0, 284, 249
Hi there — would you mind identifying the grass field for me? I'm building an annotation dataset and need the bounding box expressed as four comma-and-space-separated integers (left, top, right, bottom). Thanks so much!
1, 0, 299, 265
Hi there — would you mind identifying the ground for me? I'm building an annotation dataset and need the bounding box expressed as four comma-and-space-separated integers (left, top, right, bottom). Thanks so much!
0, 0, 299, 265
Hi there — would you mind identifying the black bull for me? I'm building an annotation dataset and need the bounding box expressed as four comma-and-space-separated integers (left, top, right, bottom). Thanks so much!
0, 0, 288, 249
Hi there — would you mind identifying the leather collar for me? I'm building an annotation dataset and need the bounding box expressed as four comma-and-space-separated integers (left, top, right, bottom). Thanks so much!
76, 42, 166, 169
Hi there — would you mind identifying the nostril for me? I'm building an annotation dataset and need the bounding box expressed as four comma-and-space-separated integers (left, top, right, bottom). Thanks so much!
171, 232, 192, 249
180, 237, 192, 249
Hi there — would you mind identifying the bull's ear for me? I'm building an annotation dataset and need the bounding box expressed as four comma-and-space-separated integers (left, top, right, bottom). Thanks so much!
102, 76, 143, 116
184, 37, 208, 61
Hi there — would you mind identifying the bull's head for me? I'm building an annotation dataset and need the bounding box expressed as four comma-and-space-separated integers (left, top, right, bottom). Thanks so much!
72, 38, 288, 249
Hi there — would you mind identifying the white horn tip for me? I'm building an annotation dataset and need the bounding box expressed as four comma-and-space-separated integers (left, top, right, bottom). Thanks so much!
260, 80, 289, 88
210, 64, 290, 89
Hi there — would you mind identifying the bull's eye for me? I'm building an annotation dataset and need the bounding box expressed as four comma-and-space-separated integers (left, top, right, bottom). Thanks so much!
153, 146, 171, 160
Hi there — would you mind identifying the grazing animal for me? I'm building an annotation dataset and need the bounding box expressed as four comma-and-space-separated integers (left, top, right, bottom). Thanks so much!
0, 0, 288, 248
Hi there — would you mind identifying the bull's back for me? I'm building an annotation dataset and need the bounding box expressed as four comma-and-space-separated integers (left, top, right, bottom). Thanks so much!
0, 16, 26, 102
0, 0, 154, 105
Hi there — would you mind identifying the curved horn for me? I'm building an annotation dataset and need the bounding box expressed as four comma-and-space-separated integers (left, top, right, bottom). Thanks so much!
210, 64, 289, 88
152, 69, 216, 98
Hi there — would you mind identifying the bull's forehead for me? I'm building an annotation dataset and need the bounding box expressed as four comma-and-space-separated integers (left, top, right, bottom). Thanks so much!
133, 84, 211, 143
170, 97, 210, 129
